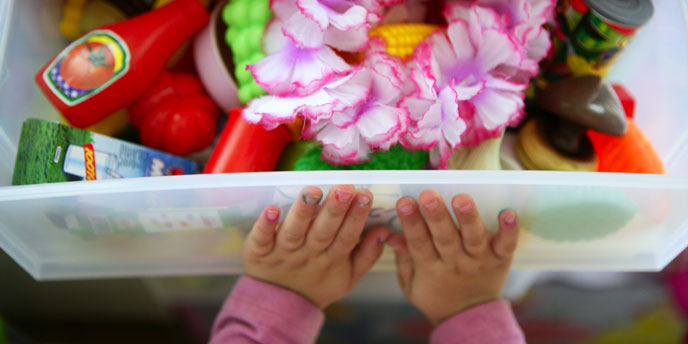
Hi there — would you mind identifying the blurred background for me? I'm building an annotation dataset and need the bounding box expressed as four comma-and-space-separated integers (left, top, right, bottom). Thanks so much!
2, 247, 687, 344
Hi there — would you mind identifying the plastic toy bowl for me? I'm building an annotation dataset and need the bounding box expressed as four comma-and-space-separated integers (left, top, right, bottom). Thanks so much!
193, 0, 240, 112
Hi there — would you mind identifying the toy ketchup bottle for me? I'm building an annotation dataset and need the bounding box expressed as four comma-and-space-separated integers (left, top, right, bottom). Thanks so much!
35, 0, 209, 128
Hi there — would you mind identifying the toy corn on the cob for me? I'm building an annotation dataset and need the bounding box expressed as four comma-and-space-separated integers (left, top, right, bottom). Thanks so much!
369, 23, 439, 60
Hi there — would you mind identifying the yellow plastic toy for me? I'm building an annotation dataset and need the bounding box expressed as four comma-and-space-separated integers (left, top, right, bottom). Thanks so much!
60, 108, 130, 137
369, 23, 438, 60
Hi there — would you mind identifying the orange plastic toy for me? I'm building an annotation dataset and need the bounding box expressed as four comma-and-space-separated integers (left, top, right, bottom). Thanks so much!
588, 119, 665, 174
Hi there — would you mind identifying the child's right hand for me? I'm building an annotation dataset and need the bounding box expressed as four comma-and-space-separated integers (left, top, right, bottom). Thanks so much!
387, 191, 520, 326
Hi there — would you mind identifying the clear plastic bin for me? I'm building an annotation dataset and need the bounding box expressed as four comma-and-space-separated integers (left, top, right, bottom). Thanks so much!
0, 0, 687, 280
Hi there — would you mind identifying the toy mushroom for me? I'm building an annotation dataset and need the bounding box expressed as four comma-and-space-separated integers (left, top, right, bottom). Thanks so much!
517, 75, 627, 171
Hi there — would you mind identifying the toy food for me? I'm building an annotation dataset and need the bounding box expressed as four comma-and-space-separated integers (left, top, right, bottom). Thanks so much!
60, 0, 128, 40
517, 75, 627, 171
12, 119, 198, 185
548, 0, 654, 79
611, 83, 635, 119
369, 23, 438, 60
203, 108, 292, 173
61, 108, 130, 137
128, 70, 219, 155
448, 134, 504, 170
36, 0, 209, 128
222, 0, 272, 103
193, 0, 242, 112
589, 119, 665, 174
521, 186, 638, 241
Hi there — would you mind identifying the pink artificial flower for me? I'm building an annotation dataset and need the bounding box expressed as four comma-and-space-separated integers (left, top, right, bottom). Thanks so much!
243, 68, 372, 130
445, 0, 555, 76
399, 59, 473, 169
272, 0, 372, 51
305, 51, 408, 165
249, 19, 352, 97
400, 12, 526, 168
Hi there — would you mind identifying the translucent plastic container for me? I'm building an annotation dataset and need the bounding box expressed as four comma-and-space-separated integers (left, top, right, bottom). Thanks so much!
0, 0, 687, 280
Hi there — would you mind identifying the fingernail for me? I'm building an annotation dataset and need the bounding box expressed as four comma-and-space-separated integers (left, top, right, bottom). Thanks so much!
302, 192, 322, 205
265, 208, 279, 222
501, 210, 516, 226
422, 198, 439, 210
458, 202, 472, 214
357, 193, 371, 207
377, 236, 387, 245
399, 203, 414, 216
335, 189, 354, 202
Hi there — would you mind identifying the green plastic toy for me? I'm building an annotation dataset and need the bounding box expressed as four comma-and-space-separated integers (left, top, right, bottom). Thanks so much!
222, 0, 271, 103
294, 144, 429, 171
522, 187, 638, 241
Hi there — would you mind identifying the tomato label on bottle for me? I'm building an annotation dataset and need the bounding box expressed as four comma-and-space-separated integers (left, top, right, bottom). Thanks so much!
42, 30, 131, 106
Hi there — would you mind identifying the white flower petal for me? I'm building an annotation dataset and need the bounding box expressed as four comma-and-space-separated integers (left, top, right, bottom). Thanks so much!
262, 19, 287, 55
472, 88, 523, 130
438, 86, 465, 148
399, 94, 433, 122
356, 104, 404, 146
327, 4, 369, 30
296, 0, 329, 29
446, 19, 476, 62
476, 28, 521, 73
250, 42, 351, 97
271, 0, 300, 21
282, 11, 326, 49
324, 25, 370, 52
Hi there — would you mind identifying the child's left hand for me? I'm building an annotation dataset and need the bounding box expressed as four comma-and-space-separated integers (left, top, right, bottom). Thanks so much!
243, 185, 390, 309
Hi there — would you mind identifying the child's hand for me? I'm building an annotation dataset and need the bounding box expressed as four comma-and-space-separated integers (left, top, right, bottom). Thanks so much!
243, 185, 390, 309
387, 191, 520, 325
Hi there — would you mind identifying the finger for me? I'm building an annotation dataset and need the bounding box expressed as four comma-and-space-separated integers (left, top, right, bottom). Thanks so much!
418, 190, 461, 261
306, 185, 357, 252
491, 209, 520, 260
351, 226, 391, 282
328, 189, 374, 257
396, 197, 439, 263
387, 233, 413, 292
245, 206, 280, 257
275, 186, 322, 251
452, 194, 488, 258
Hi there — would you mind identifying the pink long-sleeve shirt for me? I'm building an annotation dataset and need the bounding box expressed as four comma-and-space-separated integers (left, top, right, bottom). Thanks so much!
210, 276, 525, 343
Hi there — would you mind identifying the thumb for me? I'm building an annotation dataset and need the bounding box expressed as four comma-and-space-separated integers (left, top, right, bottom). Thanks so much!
351, 226, 391, 283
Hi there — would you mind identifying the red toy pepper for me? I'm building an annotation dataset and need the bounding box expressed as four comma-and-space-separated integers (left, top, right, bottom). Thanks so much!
204, 108, 292, 173
129, 70, 219, 155
35, 0, 209, 128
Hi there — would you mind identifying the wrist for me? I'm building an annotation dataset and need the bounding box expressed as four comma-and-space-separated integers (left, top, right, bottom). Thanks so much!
244, 274, 330, 309
427, 297, 500, 326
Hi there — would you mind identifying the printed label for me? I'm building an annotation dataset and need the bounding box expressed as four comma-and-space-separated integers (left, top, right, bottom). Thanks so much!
42, 30, 130, 106
83, 143, 97, 180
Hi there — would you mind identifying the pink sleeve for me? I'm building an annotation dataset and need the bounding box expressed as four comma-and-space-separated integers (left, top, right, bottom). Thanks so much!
430, 300, 525, 344
209, 276, 325, 344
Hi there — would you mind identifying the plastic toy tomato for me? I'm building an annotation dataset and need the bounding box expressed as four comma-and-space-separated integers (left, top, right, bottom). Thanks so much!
129, 70, 219, 155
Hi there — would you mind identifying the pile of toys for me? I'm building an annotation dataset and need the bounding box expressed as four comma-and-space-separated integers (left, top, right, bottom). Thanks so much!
12, 0, 663, 185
